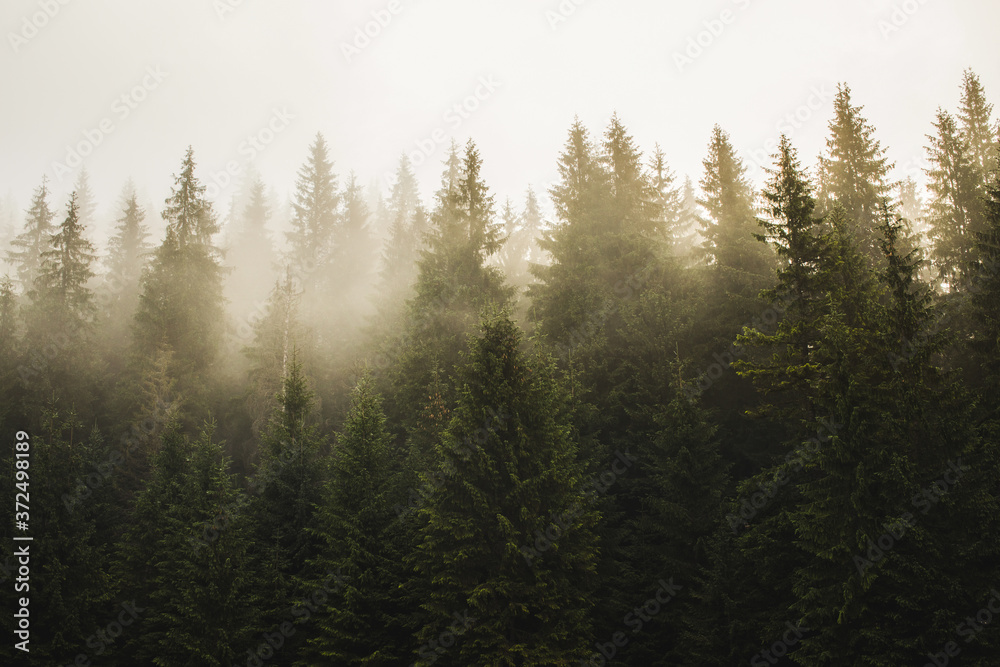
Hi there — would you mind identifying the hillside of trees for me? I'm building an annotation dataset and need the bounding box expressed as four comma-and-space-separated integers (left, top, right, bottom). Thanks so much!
2, 70, 999, 665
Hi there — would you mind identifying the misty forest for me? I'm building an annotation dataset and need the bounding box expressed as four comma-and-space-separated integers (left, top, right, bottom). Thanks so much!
2, 66, 1000, 666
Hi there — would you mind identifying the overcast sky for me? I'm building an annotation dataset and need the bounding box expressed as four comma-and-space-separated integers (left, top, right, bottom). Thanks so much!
1, 0, 997, 245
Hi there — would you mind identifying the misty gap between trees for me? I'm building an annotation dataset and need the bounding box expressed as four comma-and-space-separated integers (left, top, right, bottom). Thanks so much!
3, 68, 1000, 666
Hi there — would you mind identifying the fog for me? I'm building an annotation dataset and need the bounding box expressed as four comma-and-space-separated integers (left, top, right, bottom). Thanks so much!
2, 2, 1000, 664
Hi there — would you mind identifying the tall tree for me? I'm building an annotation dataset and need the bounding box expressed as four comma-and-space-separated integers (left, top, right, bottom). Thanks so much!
699, 125, 775, 294
816, 83, 895, 265
7, 176, 54, 291
118, 422, 263, 666
132, 146, 227, 422
381, 140, 511, 432
287, 133, 339, 288
226, 174, 277, 326
413, 312, 599, 665
302, 371, 410, 665
957, 69, 997, 181
925, 109, 985, 287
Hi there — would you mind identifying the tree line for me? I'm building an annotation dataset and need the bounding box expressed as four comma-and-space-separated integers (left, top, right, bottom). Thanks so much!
1, 69, 999, 665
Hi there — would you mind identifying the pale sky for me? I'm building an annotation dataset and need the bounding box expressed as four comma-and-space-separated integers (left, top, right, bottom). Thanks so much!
1, 0, 997, 245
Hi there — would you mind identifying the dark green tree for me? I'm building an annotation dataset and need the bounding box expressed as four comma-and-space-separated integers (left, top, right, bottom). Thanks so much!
413, 312, 599, 665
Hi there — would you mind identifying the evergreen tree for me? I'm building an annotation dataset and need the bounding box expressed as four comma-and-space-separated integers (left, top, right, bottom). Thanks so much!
925, 108, 985, 287
105, 181, 151, 312
413, 313, 599, 665
73, 166, 99, 231
287, 133, 339, 288
957, 69, 997, 181
246, 352, 327, 662
816, 84, 895, 265
381, 140, 512, 431
226, 175, 277, 326
7, 176, 54, 291
119, 422, 263, 666
29, 192, 97, 332
132, 147, 227, 422
301, 371, 410, 664
699, 125, 775, 295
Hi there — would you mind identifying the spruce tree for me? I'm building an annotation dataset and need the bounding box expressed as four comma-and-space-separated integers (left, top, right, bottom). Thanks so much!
301, 371, 410, 665
957, 69, 997, 181
925, 108, 985, 287
119, 422, 263, 666
287, 133, 339, 289
132, 147, 227, 422
413, 312, 599, 665
816, 84, 895, 265
7, 176, 54, 291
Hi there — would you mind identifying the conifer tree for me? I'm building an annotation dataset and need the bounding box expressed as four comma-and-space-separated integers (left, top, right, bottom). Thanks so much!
73, 166, 98, 231
105, 181, 151, 314
119, 422, 262, 666
287, 133, 339, 288
413, 313, 599, 665
816, 84, 895, 264
382, 140, 512, 431
301, 371, 410, 665
699, 125, 775, 295
226, 175, 277, 325
957, 69, 997, 180
925, 108, 985, 287
247, 353, 327, 657
7, 176, 54, 291
132, 147, 227, 420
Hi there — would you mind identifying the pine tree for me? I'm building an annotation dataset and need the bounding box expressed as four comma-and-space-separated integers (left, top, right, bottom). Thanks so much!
301, 371, 410, 664
119, 422, 263, 666
957, 69, 997, 181
73, 166, 98, 231
287, 133, 339, 286
925, 108, 985, 287
378, 154, 423, 301
699, 125, 775, 295
381, 140, 512, 432
105, 181, 151, 306
648, 144, 684, 247
226, 175, 277, 326
246, 352, 327, 660
132, 147, 227, 421
29, 192, 97, 332
21, 192, 99, 415
7, 176, 54, 291
816, 84, 895, 265
413, 312, 599, 665
243, 268, 304, 438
